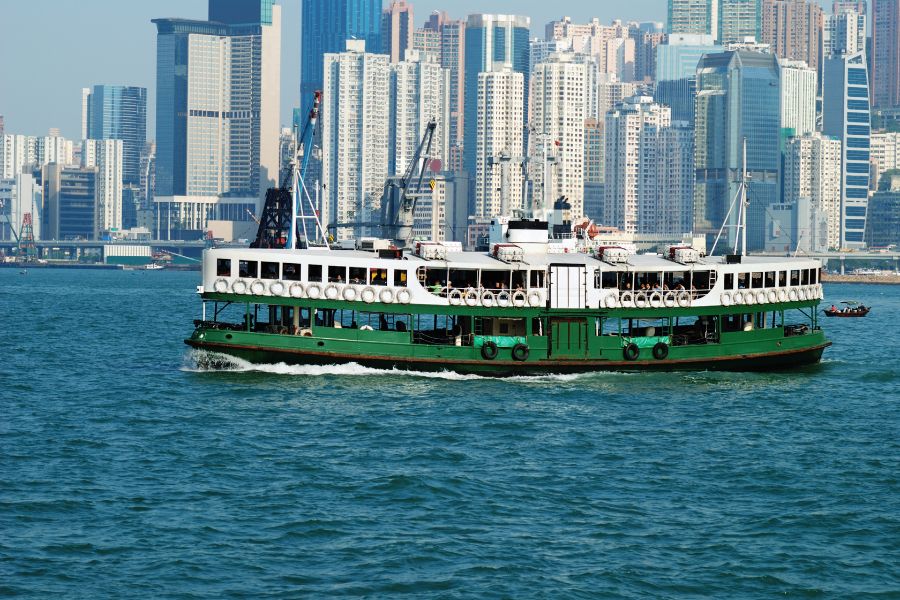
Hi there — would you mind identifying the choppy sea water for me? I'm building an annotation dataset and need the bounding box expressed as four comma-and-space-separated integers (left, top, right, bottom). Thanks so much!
1, 268, 898, 598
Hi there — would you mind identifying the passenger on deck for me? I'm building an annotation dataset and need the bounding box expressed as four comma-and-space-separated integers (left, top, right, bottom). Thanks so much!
379, 314, 388, 330
430, 281, 442, 294
395, 321, 407, 332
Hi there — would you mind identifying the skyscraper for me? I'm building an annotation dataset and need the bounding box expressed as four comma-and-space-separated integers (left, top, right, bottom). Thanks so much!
780, 60, 817, 136
300, 0, 381, 99
381, 1, 413, 64
463, 14, 530, 181
83, 85, 147, 186
823, 51, 871, 248
719, 0, 762, 43
826, 4, 867, 55
322, 40, 391, 240
783, 133, 842, 249
872, 0, 900, 108
82, 139, 124, 237
655, 33, 722, 122
153, 0, 281, 239
761, 0, 824, 72
695, 50, 781, 250
668, 0, 719, 39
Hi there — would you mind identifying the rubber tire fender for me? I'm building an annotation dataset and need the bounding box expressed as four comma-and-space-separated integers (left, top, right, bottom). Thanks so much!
652, 342, 669, 360
623, 342, 640, 361
511, 343, 529, 361
481, 340, 499, 360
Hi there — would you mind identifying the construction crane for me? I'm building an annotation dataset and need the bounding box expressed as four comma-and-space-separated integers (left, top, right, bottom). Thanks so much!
380, 119, 437, 247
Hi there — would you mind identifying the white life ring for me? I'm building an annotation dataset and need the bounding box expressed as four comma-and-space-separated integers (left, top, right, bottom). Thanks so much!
231, 279, 247, 294
798, 287, 807, 301
767, 290, 777, 303
270, 280, 285, 296
290, 282, 304, 298
777, 289, 787, 302
324, 284, 340, 300
464, 288, 479, 307
664, 291, 677, 308
342, 285, 358, 301
788, 288, 798, 302
214, 278, 229, 293
649, 291, 663, 308
379, 288, 394, 304
496, 291, 511, 308
808, 285, 818, 299
250, 280, 266, 295
733, 291, 744, 305
449, 289, 463, 306
745, 290, 755, 305
605, 294, 619, 309
634, 292, 648, 308
360, 286, 376, 303
527, 290, 542, 307
396, 288, 412, 304
757, 290, 767, 304
721, 292, 732, 307
512, 290, 527, 308
306, 283, 321, 299
676, 291, 691, 308
620, 291, 634, 306
481, 290, 495, 307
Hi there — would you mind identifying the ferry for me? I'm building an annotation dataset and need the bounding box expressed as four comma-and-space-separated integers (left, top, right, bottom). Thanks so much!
185, 219, 831, 375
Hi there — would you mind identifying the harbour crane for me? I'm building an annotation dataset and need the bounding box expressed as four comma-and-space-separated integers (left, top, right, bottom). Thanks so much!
380, 119, 437, 247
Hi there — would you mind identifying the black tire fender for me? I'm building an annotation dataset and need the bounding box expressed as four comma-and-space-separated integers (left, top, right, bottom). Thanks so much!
481, 341, 499, 360
623, 343, 640, 361
652, 341, 669, 360
511, 343, 529, 361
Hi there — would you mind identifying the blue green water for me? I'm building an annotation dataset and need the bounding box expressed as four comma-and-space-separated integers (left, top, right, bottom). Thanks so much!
1, 269, 898, 598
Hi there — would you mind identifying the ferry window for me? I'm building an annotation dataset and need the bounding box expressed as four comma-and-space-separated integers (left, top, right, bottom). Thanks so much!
750, 272, 762, 289
216, 258, 232, 277
393, 269, 407, 287
790, 270, 800, 285
778, 271, 787, 286
481, 270, 510, 291
529, 270, 546, 288
449, 268, 477, 289
238, 260, 258, 278
599, 318, 619, 335
600, 271, 619, 289
308, 264, 322, 282
261, 261, 279, 280
511, 270, 526, 290
693, 271, 711, 291
349, 267, 366, 284
724, 273, 734, 290
737, 273, 748, 289
531, 317, 545, 336
370, 268, 388, 286
801, 269, 810, 285
283, 263, 301, 281
328, 265, 346, 283
812, 269, 818, 284
764, 272, 776, 287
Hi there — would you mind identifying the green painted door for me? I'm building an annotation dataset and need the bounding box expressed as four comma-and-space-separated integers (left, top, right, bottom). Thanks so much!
549, 318, 588, 359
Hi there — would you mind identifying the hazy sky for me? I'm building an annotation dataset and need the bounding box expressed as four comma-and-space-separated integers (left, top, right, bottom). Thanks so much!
9, 0, 849, 141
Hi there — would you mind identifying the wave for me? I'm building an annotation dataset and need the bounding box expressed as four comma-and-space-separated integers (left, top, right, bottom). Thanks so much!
181, 349, 590, 383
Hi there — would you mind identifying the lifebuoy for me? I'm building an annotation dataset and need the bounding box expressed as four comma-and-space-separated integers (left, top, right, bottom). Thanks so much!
527, 290, 542, 307
481, 341, 499, 360
250, 280, 265, 295
449, 289, 463, 306
360, 286, 376, 303
511, 343, 529, 361
623, 342, 640, 361
512, 290, 527, 308
733, 291, 743, 305
214, 278, 229, 293
396, 288, 412, 304
481, 290, 495, 307
777, 289, 787, 302
496, 291, 511, 308
342, 285, 358, 301
798, 288, 807, 301
270, 280, 285, 296
464, 288, 479, 307
757, 290, 767, 304
232, 280, 247, 294
721, 292, 732, 307
664, 291, 677, 308
745, 291, 755, 305
306, 283, 321, 299
649, 291, 663, 308
652, 342, 669, 360
290, 282, 304, 298
605, 294, 619, 309
788, 288, 798, 302
634, 292, 648, 308
677, 291, 691, 308
767, 290, 777, 303
620, 291, 634, 306
324, 284, 340, 300
379, 288, 394, 304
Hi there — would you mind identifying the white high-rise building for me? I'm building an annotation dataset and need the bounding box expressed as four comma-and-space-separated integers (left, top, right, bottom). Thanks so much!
780, 60, 817, 136
870, 132, 900, 186
1, 134, 75, 180
81, 88, 91, 140
604, 95, 674, 234
322, 40, 391, 240
390, 50, 450, 177
783, 133, 843, 249
82, 139, 124, 237
826, 7, 866, 56
529, 52, 598, 218
545, 18, 636, 81
597, 76, 642, 121
474, 67, 524, 219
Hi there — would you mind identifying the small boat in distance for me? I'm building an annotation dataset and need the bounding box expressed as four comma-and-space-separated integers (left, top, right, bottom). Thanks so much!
144, 263, 165, 270
19, 267, 27, 275
824, 301, 870, 317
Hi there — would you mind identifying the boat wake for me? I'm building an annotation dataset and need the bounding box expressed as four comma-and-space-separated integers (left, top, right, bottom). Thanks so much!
182, 349, 590, 383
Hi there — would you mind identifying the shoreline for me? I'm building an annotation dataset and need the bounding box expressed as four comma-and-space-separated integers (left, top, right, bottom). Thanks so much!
822, 273, 900, 285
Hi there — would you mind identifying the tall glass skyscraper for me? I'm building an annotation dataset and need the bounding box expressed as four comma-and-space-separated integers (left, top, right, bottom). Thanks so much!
300, 0, 382, 99
462, 14, 530, 181
84, 85, 147, 186
823, 51, 871, 248
694, 50, 781, 251
655, 33, 721, 122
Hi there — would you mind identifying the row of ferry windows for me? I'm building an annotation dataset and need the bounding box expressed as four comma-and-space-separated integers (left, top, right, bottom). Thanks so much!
217, 258, 408, 287
723, 269, 818, 290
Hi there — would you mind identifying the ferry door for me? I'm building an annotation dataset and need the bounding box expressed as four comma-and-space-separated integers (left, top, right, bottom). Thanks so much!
548, 264, 587, 309
549, 318, 588, 359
